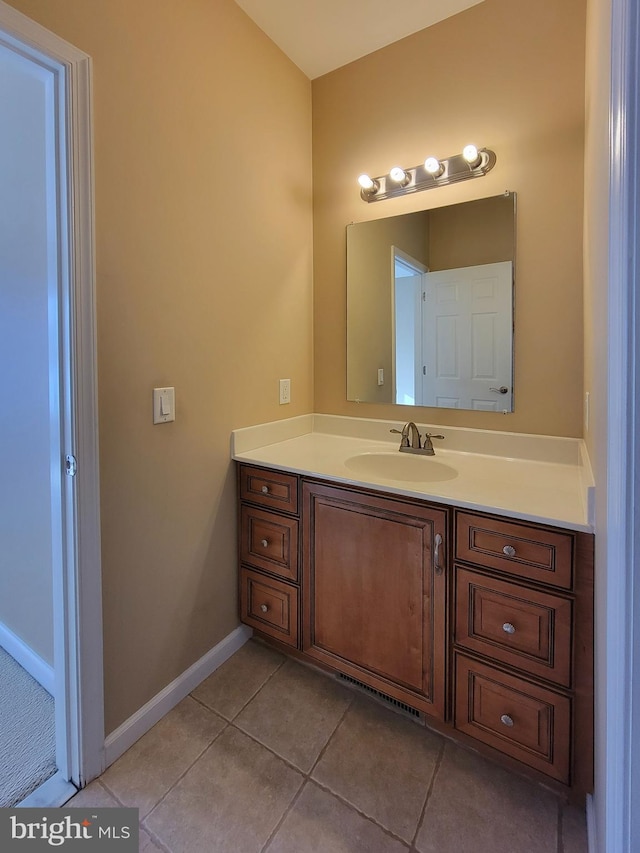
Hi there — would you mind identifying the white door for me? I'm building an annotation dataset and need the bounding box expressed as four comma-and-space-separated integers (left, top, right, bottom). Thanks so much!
0, 1, 103, 800
421, 261, 513, 410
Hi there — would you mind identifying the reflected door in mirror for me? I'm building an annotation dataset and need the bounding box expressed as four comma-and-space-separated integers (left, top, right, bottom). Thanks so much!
419, 262, 513, 411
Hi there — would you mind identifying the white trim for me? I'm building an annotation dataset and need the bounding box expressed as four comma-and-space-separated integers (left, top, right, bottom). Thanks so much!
0, 622, 54, 696
104, 626, 252, 768
0, 1, 103, 789
606, 1, 639, 852
16, 771, 77, 809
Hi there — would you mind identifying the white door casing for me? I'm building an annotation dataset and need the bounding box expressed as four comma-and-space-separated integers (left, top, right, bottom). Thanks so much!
0, 1, 103, 788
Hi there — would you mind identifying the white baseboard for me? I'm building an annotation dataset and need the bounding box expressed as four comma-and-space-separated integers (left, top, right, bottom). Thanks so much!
0, 620, 54, 695
586, 792, 597, 853
104, 624, 252, 769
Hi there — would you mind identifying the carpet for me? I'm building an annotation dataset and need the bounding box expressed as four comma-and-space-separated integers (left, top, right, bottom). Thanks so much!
0, 646, 56, 807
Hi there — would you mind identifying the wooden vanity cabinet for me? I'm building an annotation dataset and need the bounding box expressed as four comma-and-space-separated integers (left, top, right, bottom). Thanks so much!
236, 463, 594, 794
452, 510, 594, 790
238, 465, 301, 648
302, 480, 448, 720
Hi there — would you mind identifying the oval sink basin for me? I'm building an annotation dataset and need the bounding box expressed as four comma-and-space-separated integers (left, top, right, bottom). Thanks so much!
344, 452, 458, 483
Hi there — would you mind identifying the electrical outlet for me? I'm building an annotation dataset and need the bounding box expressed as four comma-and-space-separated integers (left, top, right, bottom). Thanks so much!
279, 378, 291, 405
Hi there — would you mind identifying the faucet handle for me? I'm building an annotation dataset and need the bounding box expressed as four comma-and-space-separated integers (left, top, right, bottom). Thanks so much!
390, 427, 410, 447
425, 433, 445, 440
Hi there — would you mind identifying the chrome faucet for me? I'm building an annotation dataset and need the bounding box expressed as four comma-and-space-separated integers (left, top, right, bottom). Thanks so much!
390, 422, 445, 456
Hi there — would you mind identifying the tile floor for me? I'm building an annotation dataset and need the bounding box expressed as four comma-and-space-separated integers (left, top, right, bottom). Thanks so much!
66, 639, 589, 853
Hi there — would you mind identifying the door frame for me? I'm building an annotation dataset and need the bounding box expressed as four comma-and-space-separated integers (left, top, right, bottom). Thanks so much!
602, 0, 640, 850
0, 1, 103, 788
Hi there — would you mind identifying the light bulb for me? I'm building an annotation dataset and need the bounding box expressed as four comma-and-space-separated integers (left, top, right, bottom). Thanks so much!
358, 174, 376, 190
389, 166, 408, 183
462, 144, 481, 166
424, 157, 443, 176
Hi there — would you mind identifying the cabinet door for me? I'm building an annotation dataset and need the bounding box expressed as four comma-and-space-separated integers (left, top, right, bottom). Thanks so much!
303, 482, 448, 720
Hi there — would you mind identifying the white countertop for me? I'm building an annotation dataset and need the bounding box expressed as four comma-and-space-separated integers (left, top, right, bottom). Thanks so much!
231, 414, 595, 533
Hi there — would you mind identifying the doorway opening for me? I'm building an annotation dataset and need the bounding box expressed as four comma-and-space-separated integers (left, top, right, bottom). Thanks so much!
0, 1, 103, 806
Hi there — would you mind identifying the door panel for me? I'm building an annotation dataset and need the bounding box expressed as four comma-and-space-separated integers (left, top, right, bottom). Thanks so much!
422, 261, 513, 410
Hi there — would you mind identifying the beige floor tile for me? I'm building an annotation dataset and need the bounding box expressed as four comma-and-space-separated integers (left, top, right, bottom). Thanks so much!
101, 696, 225, 818
65, 779, 121, 809
311, 697, 442, 843
234, 659, 352, 772
146, 725, 303, 853
139, 827, 167, 852
191, 639, 285, 720
562, 802, 589, 853
267, 780, 409, 853
416, 743, 559, 853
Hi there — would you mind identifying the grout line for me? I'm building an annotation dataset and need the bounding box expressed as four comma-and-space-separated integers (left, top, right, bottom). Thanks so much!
410, 737, 446, 849
260, 778, 309, 853
189, 650, 287, 724
306, 689, 355, 777
229, 722, 313, 777
132, 722, 230, 823
140, 824, 173, 853
96, 778, 126, 808
308, 778, 412, 849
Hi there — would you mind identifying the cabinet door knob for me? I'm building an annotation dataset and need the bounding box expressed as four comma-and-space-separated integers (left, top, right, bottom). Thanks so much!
260, 603, 268, 613
502, 544, 516, 557
502, 622, 516, 635
260, 539, 269, 548
261, 485, 269, 494
500, 714, 514, 727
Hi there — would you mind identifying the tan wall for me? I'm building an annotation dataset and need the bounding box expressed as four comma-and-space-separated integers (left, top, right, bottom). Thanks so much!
313, 0, 586, 437
428, 194, 514, 271
583, 0, 611, 848
6, 0, 313, 733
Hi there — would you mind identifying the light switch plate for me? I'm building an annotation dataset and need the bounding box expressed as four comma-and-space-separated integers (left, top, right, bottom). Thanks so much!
153, 387, 175, 423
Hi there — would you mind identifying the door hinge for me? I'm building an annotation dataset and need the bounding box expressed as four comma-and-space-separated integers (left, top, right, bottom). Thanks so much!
65, 454, 77, 476
422, 291, 426, 301
423, 366, 426, 375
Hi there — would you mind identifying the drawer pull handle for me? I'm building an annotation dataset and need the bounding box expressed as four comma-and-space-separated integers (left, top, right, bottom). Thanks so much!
502, 622, 516, 635
260, 539, 269, 548
261, 485, 269, 494
502, 545, 516, 558
260, 604, 269, 613
434, 533, 444, 575
500, 714, 514, 727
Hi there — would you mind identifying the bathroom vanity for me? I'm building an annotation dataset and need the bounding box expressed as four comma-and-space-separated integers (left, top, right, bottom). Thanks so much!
233, 415, 594, 797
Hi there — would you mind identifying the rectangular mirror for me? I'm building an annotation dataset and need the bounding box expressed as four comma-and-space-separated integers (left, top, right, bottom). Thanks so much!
346, 192, 516, 411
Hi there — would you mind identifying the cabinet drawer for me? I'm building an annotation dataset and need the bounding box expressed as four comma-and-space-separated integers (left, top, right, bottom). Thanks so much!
455, 511, 573, 589
239, 465, 298, 514
240, 505, 299, 582
455, 654, 571, 783
240, 567, 299, 648
455, 567, 572, 686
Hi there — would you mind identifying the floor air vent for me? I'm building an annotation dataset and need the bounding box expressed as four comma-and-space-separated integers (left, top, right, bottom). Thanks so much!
337, 673, 422, 720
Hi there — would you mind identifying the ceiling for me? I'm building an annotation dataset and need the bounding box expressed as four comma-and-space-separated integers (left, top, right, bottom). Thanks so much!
233, 0, 485, 80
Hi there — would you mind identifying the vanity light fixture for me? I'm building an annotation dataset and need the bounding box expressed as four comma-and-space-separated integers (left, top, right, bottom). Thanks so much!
389, 166, 411, 186
358, 174, 379, 193
424, 156, 444, 177
358, 144, 497, 202
462, 143, 482, 167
